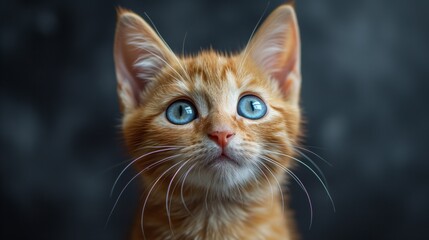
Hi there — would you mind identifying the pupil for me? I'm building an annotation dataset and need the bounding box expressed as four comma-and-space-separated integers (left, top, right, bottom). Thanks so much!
250, 100, 255, 112
179, 105, 183, 117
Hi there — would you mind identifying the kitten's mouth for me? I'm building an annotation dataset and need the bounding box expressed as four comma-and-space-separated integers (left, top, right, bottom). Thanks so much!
208, 153, 241, 167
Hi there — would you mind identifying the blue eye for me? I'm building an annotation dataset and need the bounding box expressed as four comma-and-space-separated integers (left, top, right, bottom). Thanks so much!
166, 100, 197, 125
237, 95, 267, 120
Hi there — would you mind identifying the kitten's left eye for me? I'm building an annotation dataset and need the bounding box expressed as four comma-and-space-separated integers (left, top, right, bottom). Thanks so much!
237, 95, 267, 120
166, 100, 197, 125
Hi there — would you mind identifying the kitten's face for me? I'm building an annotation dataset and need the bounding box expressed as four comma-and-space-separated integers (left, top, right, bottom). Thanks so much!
123, 53, 300, 192
115, 6, 301, 197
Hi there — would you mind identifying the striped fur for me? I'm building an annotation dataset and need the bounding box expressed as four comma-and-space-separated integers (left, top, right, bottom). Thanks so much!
114, 4, 302, 240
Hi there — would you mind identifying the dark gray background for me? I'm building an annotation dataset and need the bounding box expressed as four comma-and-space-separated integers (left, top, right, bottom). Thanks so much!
1, 0, 428, 239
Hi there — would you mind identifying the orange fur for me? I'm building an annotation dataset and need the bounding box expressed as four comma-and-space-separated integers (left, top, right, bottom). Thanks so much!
114, 4, 302, 240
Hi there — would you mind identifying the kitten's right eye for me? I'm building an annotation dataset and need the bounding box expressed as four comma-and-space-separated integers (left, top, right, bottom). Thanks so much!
166, 100, 198, 125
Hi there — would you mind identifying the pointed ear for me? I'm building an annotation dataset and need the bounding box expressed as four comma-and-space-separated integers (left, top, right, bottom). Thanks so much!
114, 8, 175, 113
244, 5, 301, 104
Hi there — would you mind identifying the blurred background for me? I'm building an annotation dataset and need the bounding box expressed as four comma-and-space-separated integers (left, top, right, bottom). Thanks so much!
1, 0, 429, 239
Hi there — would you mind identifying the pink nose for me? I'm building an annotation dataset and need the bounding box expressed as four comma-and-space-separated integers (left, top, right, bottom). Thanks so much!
208, 131, 235, 148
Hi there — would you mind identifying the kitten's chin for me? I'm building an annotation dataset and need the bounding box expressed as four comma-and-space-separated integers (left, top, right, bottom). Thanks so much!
186, 157, 256, 193
206, 154, 241, 168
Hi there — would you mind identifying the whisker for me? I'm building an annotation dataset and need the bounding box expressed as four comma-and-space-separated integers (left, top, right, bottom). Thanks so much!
235, 173, 245, 204
263, 142, 330, 191
180, 31, 190, 78
100, 147, 182, 174
129, 33, 187, 83
299, 144, 327, 151
253, 163, 274, 206
284, 168, 313, 229
294, 145, 332, 166
259, 161, 285, 213
165, 160, 191, 237
168, 170, 188, 210
294, 148, 329, 186
98, 159, 132, 175
143, 13, 193, 83
204, 176, 211, 211
238, 2, 270, 74
181, 31, 188, 58
180, 163, 197, 215
260, 155, 313, 229
139, 145, 186, 149
135, 46, 187, 83
105, 154, 181, 227
140, 161, 183, 240
110, 147, 179, 197
246, 166, 261, 189
264, 149, 336, 212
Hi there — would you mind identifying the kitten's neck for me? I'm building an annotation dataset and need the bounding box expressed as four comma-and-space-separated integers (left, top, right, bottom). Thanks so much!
130, 189, 293, 240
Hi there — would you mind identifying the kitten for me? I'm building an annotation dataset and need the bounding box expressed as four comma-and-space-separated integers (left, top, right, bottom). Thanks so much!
113, 3, 302, 240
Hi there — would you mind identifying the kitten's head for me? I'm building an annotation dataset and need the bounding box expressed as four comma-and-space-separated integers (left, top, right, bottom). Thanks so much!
114, 5, 301, 198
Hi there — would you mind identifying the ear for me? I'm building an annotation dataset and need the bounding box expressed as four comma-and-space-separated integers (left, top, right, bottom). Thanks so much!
114, 8, 175, 113
244, 5, 301, 104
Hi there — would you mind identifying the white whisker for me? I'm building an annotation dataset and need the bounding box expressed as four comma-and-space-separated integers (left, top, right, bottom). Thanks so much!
259, 161, 285, 213
260, 155, 314, 229
264, 142, 330, 189
253, 163, 274, 206
110, 147, 179, 197
264, 149, 336, 212
105, 154, 181, 227
204, 176, 211, 211
134, 47, 187, 83
180, 163, 197, 215
284, 168, 313, 229
165, 160, 190, 236
235, 173, 245, 204
181, 32, 188, 57
140, 161, 183, 240
143, 13, 193, 83
294, 148, 329, 186
139, 145, 186, 150
238, 2, 270, 75
294, 145, 333, 166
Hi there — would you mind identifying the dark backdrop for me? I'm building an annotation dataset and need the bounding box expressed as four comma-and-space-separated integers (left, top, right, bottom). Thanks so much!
1, 0, 428, 239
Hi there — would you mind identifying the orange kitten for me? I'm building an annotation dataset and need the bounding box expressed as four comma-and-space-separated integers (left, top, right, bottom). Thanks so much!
113, 4, 302, 240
